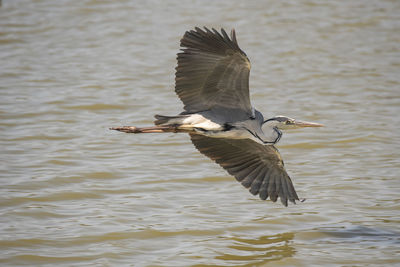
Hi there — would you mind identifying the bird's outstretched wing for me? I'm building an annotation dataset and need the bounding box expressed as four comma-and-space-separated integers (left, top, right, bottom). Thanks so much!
190, 134, 299, 206
175, 27, 253, 121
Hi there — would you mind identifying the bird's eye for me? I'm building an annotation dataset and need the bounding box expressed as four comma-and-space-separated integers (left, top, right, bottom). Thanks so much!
286, 120, 292, 125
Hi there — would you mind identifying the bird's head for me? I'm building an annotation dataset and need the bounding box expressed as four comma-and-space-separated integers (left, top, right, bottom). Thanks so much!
263, 116, 324, 131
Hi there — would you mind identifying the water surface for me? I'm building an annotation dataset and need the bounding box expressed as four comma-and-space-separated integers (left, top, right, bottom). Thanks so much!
1, 0, 399, 266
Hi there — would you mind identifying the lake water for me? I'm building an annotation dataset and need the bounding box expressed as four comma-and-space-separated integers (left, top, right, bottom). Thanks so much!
1, 0, 399, 266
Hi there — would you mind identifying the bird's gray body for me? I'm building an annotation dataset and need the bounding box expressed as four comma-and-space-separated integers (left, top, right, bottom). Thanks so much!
155, 108, 279, 145
112, 27, 323, 206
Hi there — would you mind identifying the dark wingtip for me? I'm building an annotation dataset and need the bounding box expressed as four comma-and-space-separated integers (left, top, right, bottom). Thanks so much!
180, 26, 244, 56
281, 197, 289, 207
230, 28, 237, 44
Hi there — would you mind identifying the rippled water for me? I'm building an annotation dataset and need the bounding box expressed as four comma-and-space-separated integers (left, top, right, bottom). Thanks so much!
1, 0, 399, 266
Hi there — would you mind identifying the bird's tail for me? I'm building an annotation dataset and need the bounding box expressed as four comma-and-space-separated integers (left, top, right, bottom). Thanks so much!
154, 114, 189, 126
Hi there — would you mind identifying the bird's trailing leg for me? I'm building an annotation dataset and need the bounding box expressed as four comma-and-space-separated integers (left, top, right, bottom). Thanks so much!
110, 125, 195, 134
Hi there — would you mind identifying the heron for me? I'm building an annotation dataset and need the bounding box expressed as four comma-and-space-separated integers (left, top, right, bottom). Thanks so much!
111, 27, 323, 206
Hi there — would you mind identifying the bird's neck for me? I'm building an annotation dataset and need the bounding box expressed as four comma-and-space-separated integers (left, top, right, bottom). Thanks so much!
272, 127, 282, 143
260, 119, 283, 144
261, 127, 281, 144
233, 119, 282, 145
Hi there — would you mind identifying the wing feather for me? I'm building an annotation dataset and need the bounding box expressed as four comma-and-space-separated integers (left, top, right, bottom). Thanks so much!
175, 27, 252, 121
190, 134, 300, 206
249, 165, 266, 195
259, 168, 273, 200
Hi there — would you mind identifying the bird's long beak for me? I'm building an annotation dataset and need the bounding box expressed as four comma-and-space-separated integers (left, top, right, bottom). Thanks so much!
294, 120, 324, 128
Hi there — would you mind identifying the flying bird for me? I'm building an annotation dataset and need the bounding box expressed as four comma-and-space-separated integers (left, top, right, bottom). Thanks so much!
111, 27, 323, 206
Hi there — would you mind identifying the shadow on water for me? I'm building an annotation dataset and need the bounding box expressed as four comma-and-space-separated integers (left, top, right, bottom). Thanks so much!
297, 224, 400, 249
316, 225, 400, 244
195, 232, 295, 267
